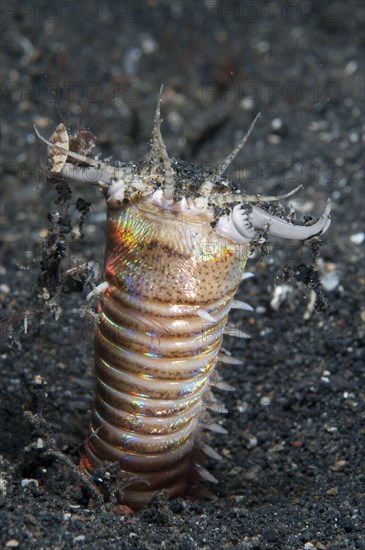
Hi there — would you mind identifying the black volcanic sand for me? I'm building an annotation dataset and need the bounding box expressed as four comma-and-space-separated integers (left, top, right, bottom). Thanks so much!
1, 1, 364, 548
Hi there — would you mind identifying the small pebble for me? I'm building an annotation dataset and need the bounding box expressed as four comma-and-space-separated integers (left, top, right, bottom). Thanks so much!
349, 132, 359, 143
247, 436, 258, 449
271, 118, 282, 131
141, 37, 157, 54
270, 284, 292, 311
0, 284, 10, 294
325, 424, 338, 433
21, 479, 39, 488
270, 443, 285, 452
0, 477, 7, 496
33, 374, 45, 385
322, 272, 340, 291
123, 47, 141, 75
260, 396, 271, 407
237, 402, 248, 414
115, 504, 134, 516
321, 370, 331, 383
267, 134, 281, 144
240, 98, 254, 111
255, 40, 270, 54
33, 116, 50, 128
343, 60, 358, 77
350, 232, 364, 245
5, 541, 20, 548
343, 391, 356, 399
331, 459, 346, 471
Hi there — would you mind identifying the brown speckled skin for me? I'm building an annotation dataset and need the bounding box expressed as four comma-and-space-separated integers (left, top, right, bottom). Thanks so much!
80, 199, 249, 508
105, 201, 247, 303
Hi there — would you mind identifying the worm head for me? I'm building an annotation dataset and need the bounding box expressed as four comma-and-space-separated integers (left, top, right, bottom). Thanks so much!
35, 92, 331, 245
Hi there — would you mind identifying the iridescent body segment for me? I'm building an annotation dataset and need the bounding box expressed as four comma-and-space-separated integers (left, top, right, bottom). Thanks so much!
82, 203, 248, 507
36, 95, 331, 508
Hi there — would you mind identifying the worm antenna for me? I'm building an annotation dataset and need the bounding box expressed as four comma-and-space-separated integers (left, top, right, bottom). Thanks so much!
33, 124, 112, 175
202, 112, 261, 193
151, 85, 175, 201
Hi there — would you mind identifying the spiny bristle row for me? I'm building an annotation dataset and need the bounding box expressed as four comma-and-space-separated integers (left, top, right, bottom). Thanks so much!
81, 281, 239, 508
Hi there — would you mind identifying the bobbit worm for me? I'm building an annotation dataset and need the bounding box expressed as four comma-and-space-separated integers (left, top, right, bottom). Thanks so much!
35, 95, 331, 509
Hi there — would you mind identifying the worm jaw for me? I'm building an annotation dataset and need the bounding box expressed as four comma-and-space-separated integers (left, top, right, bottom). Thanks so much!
219, 199, 332, 244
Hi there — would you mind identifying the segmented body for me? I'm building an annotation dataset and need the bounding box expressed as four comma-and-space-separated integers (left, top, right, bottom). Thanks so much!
80, 202, 248, 508
36, 97, 331, 508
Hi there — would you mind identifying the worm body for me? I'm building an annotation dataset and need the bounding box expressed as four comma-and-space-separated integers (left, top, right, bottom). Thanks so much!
84, 202, 247, 508
36, 99, 331, 508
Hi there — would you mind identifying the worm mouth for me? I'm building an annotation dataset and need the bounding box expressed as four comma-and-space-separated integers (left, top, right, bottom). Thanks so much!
134, 193, 213, 225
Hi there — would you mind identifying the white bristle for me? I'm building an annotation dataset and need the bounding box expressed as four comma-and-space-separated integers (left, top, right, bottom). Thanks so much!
194, 463, 219, 483
206, 423, 228, 435
230, 300, 254, 311
200, 443, 223, 461
218, 354, 243, 365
